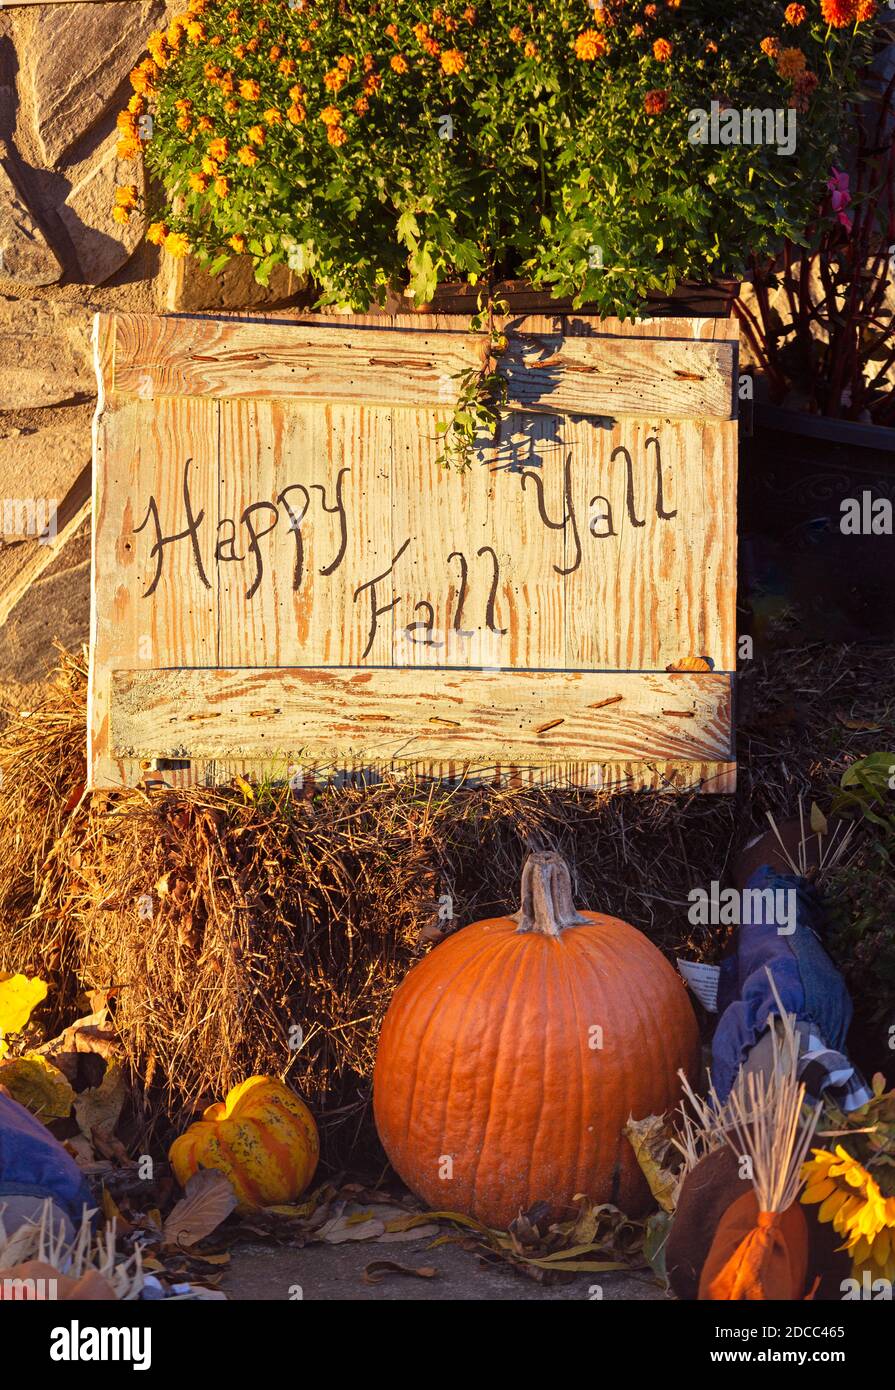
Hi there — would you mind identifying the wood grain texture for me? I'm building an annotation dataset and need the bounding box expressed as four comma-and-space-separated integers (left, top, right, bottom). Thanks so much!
90, 310, 738, 791
110, 668, 733, 763
106, 313, 736, 419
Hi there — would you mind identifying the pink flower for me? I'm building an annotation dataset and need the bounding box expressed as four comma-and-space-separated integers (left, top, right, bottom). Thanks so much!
827, 166, 852, 233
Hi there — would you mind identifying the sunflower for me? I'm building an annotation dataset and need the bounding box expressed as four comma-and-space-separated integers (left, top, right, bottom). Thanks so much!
802, 1146, 895, 1283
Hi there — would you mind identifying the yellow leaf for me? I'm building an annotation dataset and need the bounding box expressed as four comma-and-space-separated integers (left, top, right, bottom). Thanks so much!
810, 802, 828, 835
0, 972, 48, 1035
0, 1052, 74, 1119
234, 776, 255, 801
624, 1112, 679, 1214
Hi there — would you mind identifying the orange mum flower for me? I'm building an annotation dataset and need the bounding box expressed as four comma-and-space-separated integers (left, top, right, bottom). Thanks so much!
856, 0, 876, 16
385, 22, 399, 40
238, 145, 258, 166
524, 42, 537, 57
760, 36, 780, 58
208, 137, 229, 160
391, 54, 409, 72
354, 96, 370, 115
263, 107, 282, 125
320, 105, 343, 126
653, 38, 672, 61
146, 221, 168, 245
229, 234, 246, 253
644, 88, 669, 115
463, 6, 476, 22
574, 29, 608, 60
214, 176, 230, 197
820, 0, 859, 24
777, 46, 807, 79
287, 102, 306, 123
509, 25, 524, 42
327, 125, 348, 147
364, 73, 383, 93
324, 68, 346, 91
239, 79, 261, 100
187, 171, 209, 192
279, 57, 296, 76
197, 116, 214, 134
784, 3, 807, 22
440, 48, 465, 73
247, 124, 266, 146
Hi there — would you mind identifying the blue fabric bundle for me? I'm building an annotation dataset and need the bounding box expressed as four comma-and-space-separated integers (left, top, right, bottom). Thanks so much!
710, 866, 856, 1105
0, 1092, 94, 1228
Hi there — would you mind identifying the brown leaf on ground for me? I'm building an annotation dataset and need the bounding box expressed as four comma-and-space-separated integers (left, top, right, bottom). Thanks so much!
362, 1260, 438, 1284
163, 1170, 238, 1249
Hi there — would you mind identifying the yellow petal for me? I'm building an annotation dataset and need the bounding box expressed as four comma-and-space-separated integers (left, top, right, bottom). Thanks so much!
802, 1178, 836, 1205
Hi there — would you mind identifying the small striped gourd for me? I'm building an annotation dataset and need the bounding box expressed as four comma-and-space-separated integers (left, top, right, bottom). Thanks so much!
169, 1076, 318, 1208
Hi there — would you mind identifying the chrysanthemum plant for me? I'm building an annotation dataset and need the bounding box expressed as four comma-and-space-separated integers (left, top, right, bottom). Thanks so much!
116, 0, 881, 464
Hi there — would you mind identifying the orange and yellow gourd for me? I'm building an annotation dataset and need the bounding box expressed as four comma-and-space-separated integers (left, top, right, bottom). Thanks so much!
169, 1076, 319, 1208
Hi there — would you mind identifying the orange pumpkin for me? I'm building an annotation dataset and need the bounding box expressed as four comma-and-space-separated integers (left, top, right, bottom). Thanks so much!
374, 851, 699, 1230
169, 1076, 319, 1208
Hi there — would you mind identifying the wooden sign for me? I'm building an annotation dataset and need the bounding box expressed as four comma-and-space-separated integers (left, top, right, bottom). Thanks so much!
89, 310, 738, 792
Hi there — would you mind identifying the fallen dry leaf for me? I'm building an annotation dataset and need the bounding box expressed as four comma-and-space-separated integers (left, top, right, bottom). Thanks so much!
74, 1059, 127, 1139
362, 1260, 438, 1285
163, 1170, 237, 1248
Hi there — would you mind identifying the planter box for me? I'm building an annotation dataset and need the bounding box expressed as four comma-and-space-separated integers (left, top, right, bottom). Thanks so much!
740, 406, 895, 644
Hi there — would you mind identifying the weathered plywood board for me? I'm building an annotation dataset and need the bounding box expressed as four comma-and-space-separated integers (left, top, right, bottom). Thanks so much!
110, 669, 731, 764
90, 310, 738, 791
110, 313, 736, 420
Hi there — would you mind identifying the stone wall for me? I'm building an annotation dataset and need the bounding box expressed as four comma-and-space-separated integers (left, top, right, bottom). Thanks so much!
0, 2, 301, 707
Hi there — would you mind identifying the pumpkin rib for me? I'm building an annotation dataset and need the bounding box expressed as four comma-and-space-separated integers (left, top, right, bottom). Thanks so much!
468, 935, 549, 1221
573, 921, 632, 1204
390, 927, 521, 1208
553, 929, 591, 1211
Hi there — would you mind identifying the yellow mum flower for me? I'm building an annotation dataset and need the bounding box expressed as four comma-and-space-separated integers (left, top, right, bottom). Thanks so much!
164, 232, 191, 258
229, 233, 247, 253
188, 171, 209, 192
247, 124, 266, 146
263, 108, 282, 125
238, 145, 259, 166
112, 206, 131, 225
146, 31, 169, 68
440, 48, 465, 74
117, 136, 142, 161
653, 38, 673, 61
146, 221, 169, 245
390, 54, 409, 73
201, 156, 219, 175
208, 137, 229, 160
114, 184, 139, 210
320, 105, 343, 126
215, 176, 230, 197
239, 79, 261, 100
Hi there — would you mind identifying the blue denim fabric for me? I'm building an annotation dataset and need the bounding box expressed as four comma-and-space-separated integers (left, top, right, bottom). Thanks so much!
710, 866, 853, 1104
0, 1093, 94, 1228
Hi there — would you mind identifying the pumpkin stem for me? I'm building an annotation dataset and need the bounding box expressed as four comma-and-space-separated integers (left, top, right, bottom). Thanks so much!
511, 851, 590, 936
